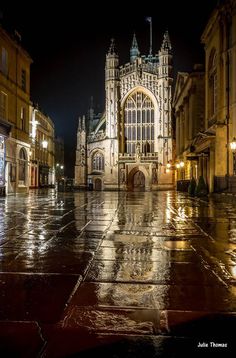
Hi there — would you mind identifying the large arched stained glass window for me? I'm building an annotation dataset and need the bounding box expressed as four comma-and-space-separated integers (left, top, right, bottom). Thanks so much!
124, 91, 155, 154
92, 152, 104, 171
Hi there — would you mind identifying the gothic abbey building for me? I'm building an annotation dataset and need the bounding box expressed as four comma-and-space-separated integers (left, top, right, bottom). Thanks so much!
75, 31, 173, 191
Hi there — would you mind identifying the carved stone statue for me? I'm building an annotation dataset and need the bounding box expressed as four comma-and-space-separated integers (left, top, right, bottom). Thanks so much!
136, 142, 141, 160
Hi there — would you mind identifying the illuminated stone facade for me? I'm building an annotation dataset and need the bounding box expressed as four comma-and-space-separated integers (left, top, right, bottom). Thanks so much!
201, 0, 236, 192
75, 31, 174, 190
173, 66, 206, 189
29, 106, 55, 188
0, 26, 32, 194
173, 0, 236, 193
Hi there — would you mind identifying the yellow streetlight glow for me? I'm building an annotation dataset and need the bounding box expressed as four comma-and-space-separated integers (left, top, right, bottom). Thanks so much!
42, 140, 48, 149
230, 137, 236, 152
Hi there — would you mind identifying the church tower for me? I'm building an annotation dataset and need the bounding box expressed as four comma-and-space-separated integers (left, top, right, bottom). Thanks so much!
75, 24, 174, 191
105, 39, 120, 139
158, 30, 173, 166
74, 115, 87, 188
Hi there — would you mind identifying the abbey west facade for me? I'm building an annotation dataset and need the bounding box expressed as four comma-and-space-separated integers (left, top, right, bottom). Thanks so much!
75, 31, 173, 191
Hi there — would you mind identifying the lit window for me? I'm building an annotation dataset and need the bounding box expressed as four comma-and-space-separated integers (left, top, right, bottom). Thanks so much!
123, 91, 155, 154
0, 92, 7, 120
19, 148, 27, 184
92, 152, 104, 171
20, 107, 26, 131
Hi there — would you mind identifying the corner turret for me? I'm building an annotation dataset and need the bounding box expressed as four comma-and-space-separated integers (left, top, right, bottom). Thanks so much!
75, 115, 87, 188
105, 38, 120, 138
130, 33, 140, 63
161, 30, 172, 52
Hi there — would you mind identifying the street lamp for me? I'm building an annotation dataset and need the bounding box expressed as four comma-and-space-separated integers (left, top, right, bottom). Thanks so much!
230, 137, 236, 175
42, 140, 48, 149
55, 163, 64, 182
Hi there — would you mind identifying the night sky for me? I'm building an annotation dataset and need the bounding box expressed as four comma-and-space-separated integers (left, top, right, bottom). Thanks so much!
1, 1, 218, 176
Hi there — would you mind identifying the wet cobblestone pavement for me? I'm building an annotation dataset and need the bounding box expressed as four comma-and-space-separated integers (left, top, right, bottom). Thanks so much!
0, 190, 236, 357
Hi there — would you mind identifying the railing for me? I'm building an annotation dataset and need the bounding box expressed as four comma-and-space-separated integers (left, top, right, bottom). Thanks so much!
88, 132, 106, 142
120, 62, 159, 77
119, 153, 158, 161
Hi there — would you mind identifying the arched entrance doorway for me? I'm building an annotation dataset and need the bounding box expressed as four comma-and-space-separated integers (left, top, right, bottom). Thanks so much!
18, 147, 27, 186
133, 170, 145, 191
94, 178, 102, 191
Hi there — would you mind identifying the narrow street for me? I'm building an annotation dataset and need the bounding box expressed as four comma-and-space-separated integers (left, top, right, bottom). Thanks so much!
0, 190, 235, 357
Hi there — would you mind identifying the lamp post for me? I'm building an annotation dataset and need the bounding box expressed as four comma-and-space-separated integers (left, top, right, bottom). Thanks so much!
40, 140, 49, 186
55, 163, 64, 181
180, 161, 185, 180
230, 137, 236, 175
60, 165, 64, 180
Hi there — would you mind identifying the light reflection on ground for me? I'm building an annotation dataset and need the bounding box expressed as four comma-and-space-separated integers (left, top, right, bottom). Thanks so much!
0, 189, 235, 357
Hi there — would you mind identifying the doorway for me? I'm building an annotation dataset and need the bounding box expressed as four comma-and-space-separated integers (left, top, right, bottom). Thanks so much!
94, 178, 102, 191
133, 170, 145, 191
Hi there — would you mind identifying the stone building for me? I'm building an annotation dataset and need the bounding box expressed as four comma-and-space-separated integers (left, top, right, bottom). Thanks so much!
201, 0, 236, 192
173, 65, 207, 190
0, 26, 32, 195
173, 0, 236, 193
29, 105, 55, 188
75, 30, 174, 191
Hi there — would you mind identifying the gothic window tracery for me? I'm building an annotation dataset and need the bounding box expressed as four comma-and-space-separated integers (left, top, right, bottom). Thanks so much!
92, 152, 104, 171
124, 91, 155, 154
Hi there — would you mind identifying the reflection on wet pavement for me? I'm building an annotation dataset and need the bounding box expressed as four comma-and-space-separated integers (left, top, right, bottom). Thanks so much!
0, 190, 235, 357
